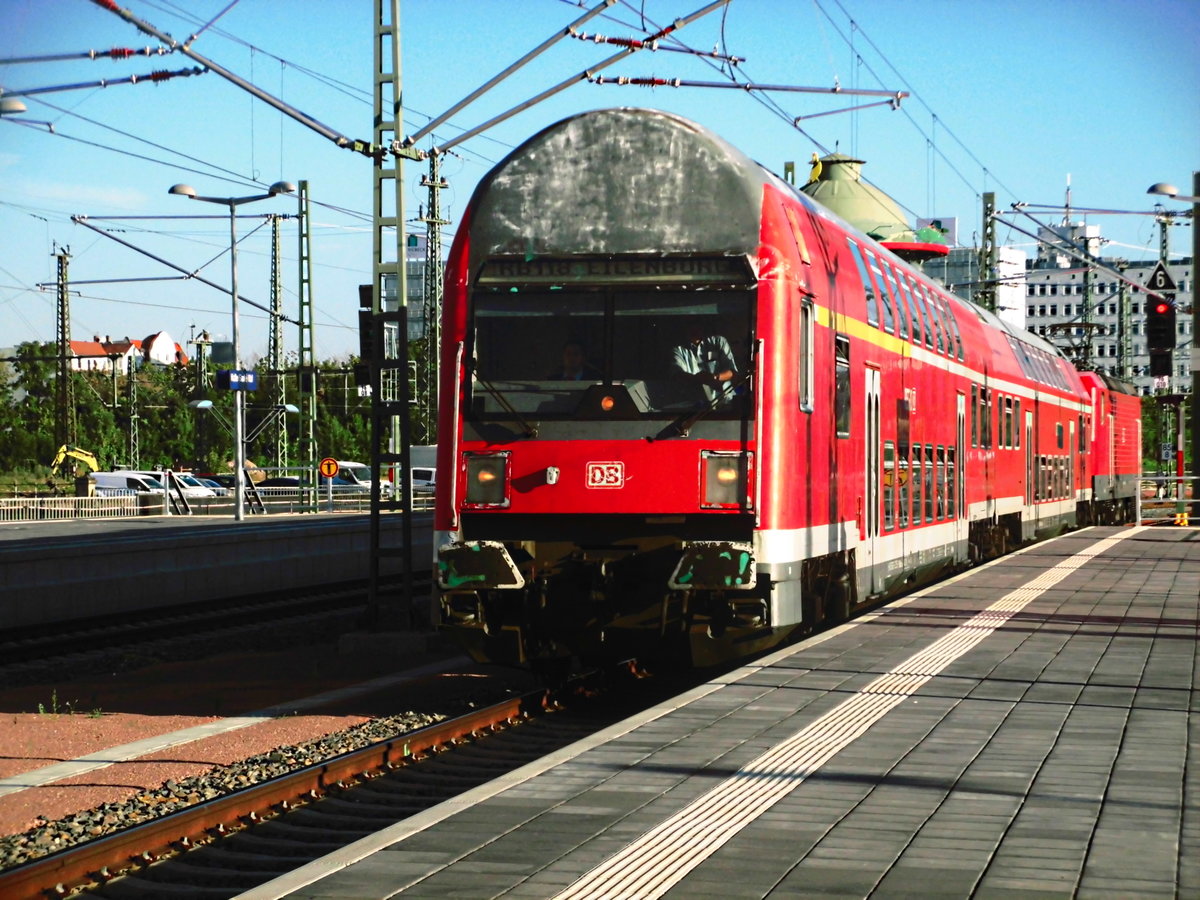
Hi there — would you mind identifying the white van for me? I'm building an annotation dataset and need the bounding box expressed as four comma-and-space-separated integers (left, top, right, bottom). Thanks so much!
335, 460, 387, 495
411, 466, 436, 494
92, 471, 165, 496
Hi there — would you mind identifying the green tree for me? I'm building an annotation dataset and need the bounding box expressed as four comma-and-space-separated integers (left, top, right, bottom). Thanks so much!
3, 342, 57, 470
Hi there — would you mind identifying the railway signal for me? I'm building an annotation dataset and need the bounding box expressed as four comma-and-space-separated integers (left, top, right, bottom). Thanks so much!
1146, 294, 1176, 377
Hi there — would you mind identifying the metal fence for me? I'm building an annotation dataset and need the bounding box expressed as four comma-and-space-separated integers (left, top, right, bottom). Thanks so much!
0, 495, 141, 523
1139, 475, 1198, 526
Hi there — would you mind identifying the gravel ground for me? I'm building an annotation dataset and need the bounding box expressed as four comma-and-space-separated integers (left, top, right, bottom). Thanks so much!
0, 636, 537, 871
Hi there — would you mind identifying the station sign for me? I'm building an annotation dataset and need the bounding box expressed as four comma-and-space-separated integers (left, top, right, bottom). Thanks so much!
216, 369, 258, 391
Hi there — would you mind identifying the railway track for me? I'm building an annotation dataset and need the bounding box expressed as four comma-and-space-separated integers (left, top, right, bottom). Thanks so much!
0, 669, 684, 899
0, 575, 431, 686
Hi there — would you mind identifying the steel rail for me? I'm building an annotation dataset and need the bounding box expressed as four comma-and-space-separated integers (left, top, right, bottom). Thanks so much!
0, 688, 548, 899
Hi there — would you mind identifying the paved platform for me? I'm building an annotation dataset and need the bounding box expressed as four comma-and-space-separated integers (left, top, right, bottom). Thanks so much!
245, 525, 1199, 900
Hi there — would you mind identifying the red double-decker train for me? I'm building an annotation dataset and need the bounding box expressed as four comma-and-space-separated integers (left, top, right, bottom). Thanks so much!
433, 107, 1141, 674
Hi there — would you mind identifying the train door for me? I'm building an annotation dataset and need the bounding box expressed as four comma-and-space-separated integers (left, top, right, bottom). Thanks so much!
1025, 408, 1036, 530
955, 393, 967, 553
864, 368, 882, 594
1069, 419, 1077, 508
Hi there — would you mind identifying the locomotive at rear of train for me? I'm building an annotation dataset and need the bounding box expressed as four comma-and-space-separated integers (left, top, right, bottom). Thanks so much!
433, 107, 1141, 672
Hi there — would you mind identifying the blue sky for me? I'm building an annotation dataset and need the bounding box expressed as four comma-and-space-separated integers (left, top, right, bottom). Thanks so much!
2, 0, 1197, 362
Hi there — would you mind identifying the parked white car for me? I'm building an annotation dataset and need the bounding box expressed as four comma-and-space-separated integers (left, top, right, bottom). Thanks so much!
128, 470, 217, 499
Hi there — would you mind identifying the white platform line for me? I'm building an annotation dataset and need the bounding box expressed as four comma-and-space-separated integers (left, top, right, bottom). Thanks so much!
552, 529, 1138, 900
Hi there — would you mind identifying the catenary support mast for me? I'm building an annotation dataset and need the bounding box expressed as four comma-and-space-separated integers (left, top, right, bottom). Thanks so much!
54, 245, 75, 450
419, 152, 448, 444
297, 181, 318, 512
368, 0, 418, 626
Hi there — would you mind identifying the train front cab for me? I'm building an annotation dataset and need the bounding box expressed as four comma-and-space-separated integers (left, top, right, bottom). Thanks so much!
435, 253, 794, 672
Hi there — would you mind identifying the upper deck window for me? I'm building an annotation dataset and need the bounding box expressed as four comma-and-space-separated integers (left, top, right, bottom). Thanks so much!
847, 240, 879, 328
866, 251, 896, 335
879, 263, 910, 341
914, 281, 945, 353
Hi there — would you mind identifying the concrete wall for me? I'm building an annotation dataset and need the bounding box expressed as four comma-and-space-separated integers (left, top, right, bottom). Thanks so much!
0, 514, 433, 630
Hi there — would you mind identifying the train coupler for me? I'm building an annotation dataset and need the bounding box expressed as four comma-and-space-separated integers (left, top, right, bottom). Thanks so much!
668, 541, 756, 591
437, 540, 525, 590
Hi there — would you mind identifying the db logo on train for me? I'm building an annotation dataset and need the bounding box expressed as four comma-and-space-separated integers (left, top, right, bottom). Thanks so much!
586, 461, 624, 489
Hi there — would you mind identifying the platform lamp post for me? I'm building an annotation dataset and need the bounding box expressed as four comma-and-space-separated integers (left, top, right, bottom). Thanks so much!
169, 181, 296, 521
1148, 176, 1200, 520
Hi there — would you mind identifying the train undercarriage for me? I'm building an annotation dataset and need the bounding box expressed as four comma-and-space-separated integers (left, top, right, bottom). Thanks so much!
438, 494, 1139, 677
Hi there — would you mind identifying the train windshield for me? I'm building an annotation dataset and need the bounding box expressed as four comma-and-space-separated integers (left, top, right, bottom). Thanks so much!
470, 287, 754, 419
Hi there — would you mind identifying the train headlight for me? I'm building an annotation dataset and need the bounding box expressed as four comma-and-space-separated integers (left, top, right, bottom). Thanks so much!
701, 451, 751, 509
465, 452, 510, 507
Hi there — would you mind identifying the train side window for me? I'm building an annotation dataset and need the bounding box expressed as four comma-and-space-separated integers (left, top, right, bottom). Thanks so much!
1004, 397, 1014, 449
866, 251, 895, 334
933, 293, 957, 358
898, 450, 910, 528
917, 282, 945, 353
835, 335, 851, 437
909, 277, 934, 349
883, 441, 895, 531
970, 384, 978, 447
944, 298, 965, 360
936, 446, 946, 519
930, 291, 959, 358
979, 387, 992, 448
846, 240, 879, 327
1014, 400, 1021, 448
912, 445, 922, 523
924, 444, 935, 523
946, 447, 956, 518
881, 263, 910, 340
798, 299, 814, 411
896, 272, 921, 345
1078, 414, 1085, 452
1056, 422, 1064, 449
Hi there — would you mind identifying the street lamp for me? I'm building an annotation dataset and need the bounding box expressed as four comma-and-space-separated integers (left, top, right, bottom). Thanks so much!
1149, 173, 1200, 518
1147, 182, 1200, 204
170, 181, 295, 520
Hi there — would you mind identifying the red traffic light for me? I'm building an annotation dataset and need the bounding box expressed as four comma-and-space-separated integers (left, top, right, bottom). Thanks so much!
1155, 302, 1170, 314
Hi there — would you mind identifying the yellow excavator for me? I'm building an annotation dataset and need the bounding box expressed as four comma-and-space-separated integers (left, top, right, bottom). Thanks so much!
49, 444, 100, 495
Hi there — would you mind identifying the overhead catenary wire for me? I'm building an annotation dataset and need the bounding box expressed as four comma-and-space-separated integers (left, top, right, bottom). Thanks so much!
434, 0, 732, 154
88, 0, 375, 157
0, 46, 171, 65
406, 0, 617, 149
999, 208, 1171, 305
71, 215, 299, 326
816, 0, 1021, 208
568, 27, 744, 62
1, 66, 207, 99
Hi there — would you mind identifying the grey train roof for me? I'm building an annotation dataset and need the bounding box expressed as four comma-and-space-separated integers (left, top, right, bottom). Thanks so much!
465, 107, 773, 277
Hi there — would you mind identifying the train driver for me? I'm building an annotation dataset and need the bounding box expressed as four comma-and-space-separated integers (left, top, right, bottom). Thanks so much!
671, 322, 737, 405
547, 340, 602, 381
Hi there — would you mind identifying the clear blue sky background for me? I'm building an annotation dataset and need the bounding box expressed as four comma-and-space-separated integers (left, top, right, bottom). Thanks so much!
2, 0, 1197, 362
